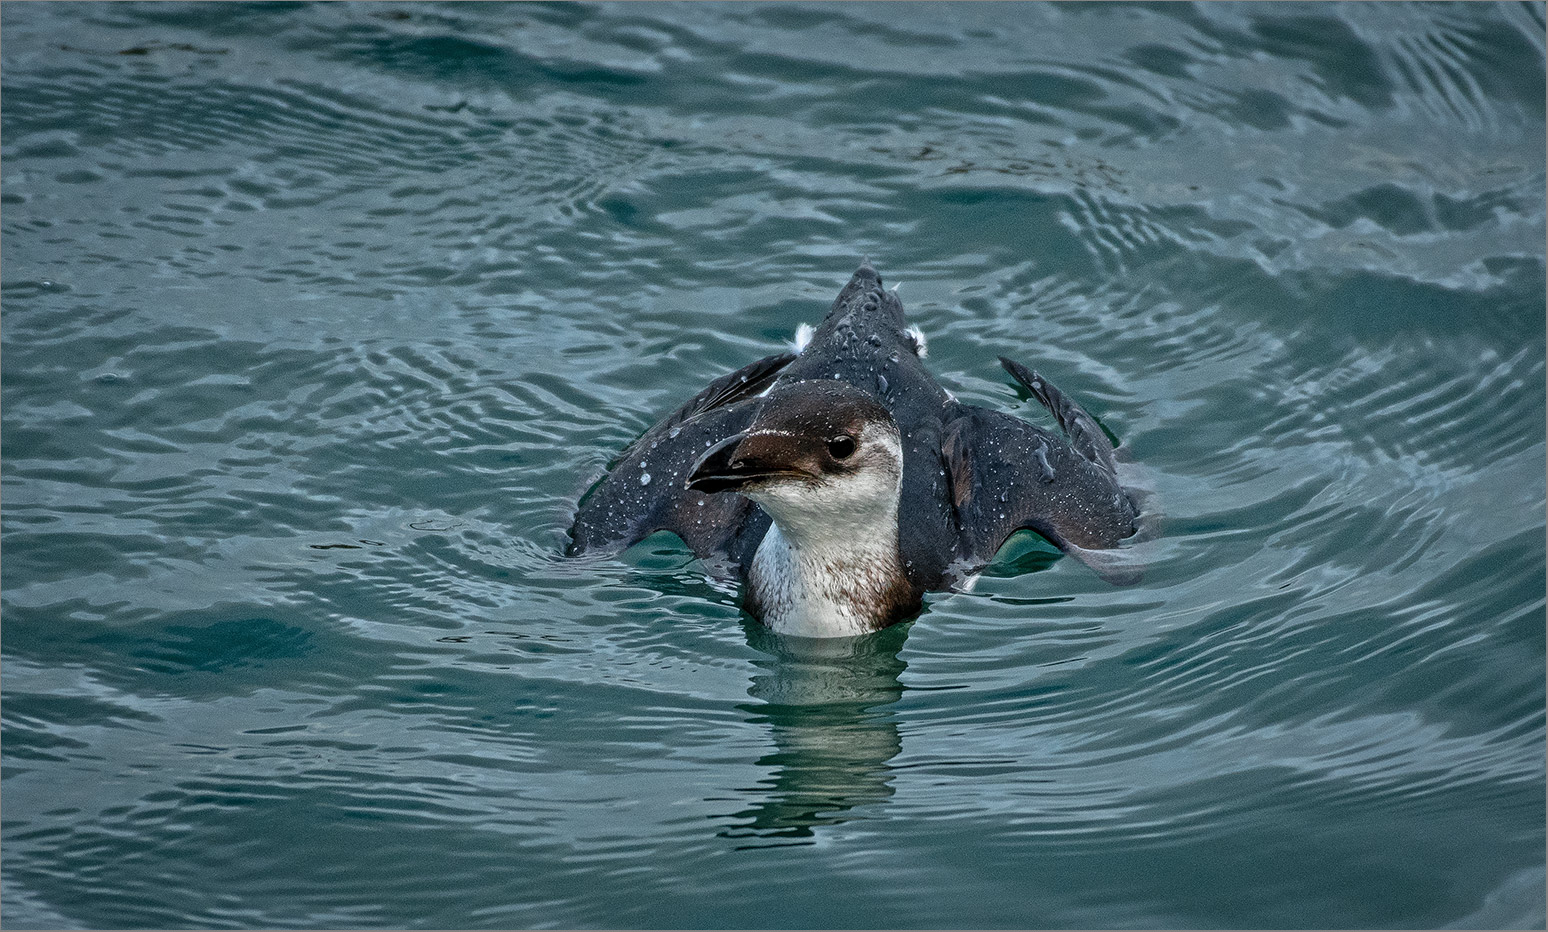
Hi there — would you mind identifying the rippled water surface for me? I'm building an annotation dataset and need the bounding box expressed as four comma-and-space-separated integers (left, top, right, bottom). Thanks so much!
4, 2, 1545, 928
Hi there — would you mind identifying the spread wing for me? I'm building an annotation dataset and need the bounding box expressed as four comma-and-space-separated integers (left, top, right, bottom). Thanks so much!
566, 352, 794, 566
942, 358, 1141, 585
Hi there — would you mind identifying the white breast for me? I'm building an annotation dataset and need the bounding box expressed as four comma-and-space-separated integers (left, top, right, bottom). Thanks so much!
748, 523, 908, 638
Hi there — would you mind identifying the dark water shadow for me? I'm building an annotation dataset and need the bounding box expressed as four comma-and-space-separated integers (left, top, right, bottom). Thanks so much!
716, 621, 911, 847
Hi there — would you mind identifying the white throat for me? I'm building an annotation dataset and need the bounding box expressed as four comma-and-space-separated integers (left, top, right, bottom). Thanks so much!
749, 521, 907, 637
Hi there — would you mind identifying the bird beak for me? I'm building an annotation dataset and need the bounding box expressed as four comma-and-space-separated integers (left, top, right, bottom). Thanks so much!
685, 431, 815, 494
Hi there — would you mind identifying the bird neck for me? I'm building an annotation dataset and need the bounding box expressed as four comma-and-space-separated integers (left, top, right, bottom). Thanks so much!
746, 508, 918, 638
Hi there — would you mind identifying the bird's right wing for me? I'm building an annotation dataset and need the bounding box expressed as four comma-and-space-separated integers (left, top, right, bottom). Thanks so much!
566, 352, 794, 564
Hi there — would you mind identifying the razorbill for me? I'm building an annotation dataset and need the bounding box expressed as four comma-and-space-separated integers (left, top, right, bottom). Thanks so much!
567, 263, 1142, 637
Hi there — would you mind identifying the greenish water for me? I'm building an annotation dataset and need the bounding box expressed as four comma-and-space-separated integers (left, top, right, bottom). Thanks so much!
3, 2, 1544, 928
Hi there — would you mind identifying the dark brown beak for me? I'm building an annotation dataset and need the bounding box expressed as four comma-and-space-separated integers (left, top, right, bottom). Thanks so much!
685, 433, 751, 494
685, 431, 815, 494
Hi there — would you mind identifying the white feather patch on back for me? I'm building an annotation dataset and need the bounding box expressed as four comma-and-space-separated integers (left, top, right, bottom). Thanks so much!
905, 325, 928, 358
790, 322, 815, 354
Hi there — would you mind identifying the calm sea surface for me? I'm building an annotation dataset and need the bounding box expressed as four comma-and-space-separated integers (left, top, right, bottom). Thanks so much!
3, 2, 1545, 928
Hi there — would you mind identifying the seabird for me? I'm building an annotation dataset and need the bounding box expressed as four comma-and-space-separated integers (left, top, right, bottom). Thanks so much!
567, 263, 1142, 637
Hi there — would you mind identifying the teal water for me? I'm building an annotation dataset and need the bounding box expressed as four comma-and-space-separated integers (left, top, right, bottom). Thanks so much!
3, 2, 1545, 928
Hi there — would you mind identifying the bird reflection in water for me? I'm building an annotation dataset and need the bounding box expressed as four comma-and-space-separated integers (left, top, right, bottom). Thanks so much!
719, 621, 911, 846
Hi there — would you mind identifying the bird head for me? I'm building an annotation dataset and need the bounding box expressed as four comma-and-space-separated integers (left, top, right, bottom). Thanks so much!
686, 380, 903, 543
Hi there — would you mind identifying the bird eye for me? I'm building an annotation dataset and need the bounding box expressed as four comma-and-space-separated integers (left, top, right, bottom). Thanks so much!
827, 435, 857, 460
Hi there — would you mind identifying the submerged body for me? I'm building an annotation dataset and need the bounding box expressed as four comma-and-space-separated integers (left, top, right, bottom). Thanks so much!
567, 264, 1141, 637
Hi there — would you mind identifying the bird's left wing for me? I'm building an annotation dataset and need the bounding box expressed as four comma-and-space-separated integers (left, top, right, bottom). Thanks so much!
566, 352, 794, 565
941, 359, 1141, 585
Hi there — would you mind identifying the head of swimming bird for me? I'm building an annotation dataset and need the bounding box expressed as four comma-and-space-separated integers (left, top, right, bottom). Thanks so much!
686, 380, 904, 549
